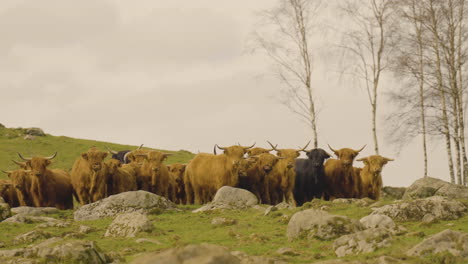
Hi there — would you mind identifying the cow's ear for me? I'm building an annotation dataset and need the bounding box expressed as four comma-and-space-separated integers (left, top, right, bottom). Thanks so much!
46, 160, 52, 166
81, 153, 88, 160
102, 152, 108, 159
166, 165, 171, 170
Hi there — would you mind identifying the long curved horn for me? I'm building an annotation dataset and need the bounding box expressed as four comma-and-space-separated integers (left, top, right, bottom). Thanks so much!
298, 140, 311, 152
105, 146, 118, 155
1, 170, 12, 174
213, 145, 217, 155
17, 152, 32, 161
267, 141, 279, 151
354, 145, 367, 153
137, 144, 144, 150
215, 144, 226, 150
383, 157, 394, 162
243, 142, 256, 150
123, 151, 131, 163
328, 144, 338, 153
45, 152, 57, 160
12, 160, 26, 167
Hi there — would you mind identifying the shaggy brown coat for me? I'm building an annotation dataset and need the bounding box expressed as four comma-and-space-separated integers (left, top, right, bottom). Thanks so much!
167, 163, 186, 204
71, 147, 108, 205
324, 145, 365, 200
6, 170, 33, 206
139, 151, 171, 198
105, 159, 138, 195
355, 155, 393, 200
0, 179, 19, 207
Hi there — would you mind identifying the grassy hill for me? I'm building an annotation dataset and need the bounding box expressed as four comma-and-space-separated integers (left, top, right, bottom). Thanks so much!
0, 126, 195, 180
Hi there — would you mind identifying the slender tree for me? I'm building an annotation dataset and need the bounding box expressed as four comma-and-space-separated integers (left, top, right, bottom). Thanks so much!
250, 0, 324, 148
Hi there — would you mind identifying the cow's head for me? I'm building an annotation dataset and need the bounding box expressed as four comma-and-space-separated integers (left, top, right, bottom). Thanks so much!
105, 159, 122, 175
139, 151, 172, 173
306, 148, 331, 167
18, 152, 56, 176
246, 146, 275, 157
328, 145, 366, 168
124, 144, 146, 164
215, 143, 255, 159
357, 155, 394, 175
167, 163, 186, 185
0, 181, 12, 195
81, 148, 108, 171
4, 169, 30, 190
251, 153, 282, 174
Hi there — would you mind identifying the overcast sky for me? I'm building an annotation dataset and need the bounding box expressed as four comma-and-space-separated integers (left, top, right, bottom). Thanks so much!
0, 0, 452, 187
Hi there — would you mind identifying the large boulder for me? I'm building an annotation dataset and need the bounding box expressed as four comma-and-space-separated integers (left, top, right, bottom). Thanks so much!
371, 196, 467, 222
131, 243, 240, 264
403, 177, 468, 200
0, 197, 10, 221
359, 214, 396, 230
333, 228, 393, 257
407, 229, 468, 258
13, 230, 52, 245
74, 191, 174, 221
381, 186, 406, 200
2, 215, 68, 226
11, 207, 59, 216
193, 186, 258, 213
287, 209, 363, 241
25, 128, 45, 136
104, 212, 154, 238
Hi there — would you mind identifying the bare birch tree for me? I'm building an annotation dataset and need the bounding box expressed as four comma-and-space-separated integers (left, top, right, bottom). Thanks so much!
250, 0, 323, 148
337, 0, 396, 155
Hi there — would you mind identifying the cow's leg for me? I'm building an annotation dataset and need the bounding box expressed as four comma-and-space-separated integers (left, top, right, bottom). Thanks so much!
193, 185, 202, 205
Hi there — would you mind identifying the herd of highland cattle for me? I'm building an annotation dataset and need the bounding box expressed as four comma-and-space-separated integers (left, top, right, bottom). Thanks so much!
0, 141, 394, 210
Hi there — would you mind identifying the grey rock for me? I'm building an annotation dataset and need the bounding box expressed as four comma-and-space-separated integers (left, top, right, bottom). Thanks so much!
135, 238, 162, 245
360, 214, 396, 230
0, 197, 10, 221
2, 215, 62, 224
407, 229, 468, 258
381, 187, 406, 200
332, 198, 375, 206
264, 206, 277, 216
211, 217, 237, 226
11, 207, 59, 216
78, 225, 94, 234
403, 177, 468, 200
23, 135, 36, 140
371, 196, 467, 222
25, 128, 45, 136
275, 201, 295, 209
30, 238, 107, 263
287, 209, 363, 241
0, 249, 25, 258
0, 258, 39, 264
193, 187, 258, 212
74, 191, 174, 221
421, 213, 437, 224
333, 228, 393, 257
130, 243, 240, 264
105, 212, 153, 238
13, 230, 52, 245
276, 247, 298, 256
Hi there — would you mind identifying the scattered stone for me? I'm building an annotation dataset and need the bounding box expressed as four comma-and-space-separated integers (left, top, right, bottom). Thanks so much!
403, 177, 468, 200
0, 249, 24, 258
249, 233, 269, 243
36, 221, 70, 228
252, 205, 267, 213
275, 201, 295, 209
333, 228, 393, 257
406, 229, 468, 258
278, 214, 290, 224
135, 238, 162, 245
193, 187, 258, 212
360, 214, 396, 230
211, 217, 237, 226
11, 207, 59, 216
0, 258, 39, 264
31, 238, 107, 263
25, 128, 45, 137
276, 247, 299, 256
3, 215, 62, 224
371, 196, 467, 222
74, 191, 174, 221
78, 225, 94, 234
421, 213, 437, 224
130, 243, 240, 264
264, 206, 277, 216
105, 212, 153, 238
13, 231, 52, 245
106, 251, 126, 264
238, 255, 288, 264
0, 197, 10, 221
381, 186, 406, 200
62, 232, 85, 239
332, 198, 375, 206
287, 209, 363, 241
23, 135, 36, 140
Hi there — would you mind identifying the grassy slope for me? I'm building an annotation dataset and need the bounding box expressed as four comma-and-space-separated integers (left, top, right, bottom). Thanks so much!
0, 126, 195, 180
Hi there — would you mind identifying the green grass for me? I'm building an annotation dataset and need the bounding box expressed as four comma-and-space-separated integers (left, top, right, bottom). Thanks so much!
1, 202, 467, 263
0, 126, 195, 179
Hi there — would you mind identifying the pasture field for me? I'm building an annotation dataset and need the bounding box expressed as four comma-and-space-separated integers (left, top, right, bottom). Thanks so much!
0, 199, 467, 263
0, 126, 195, 180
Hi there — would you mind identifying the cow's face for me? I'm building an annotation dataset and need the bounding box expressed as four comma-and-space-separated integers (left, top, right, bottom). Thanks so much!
105, 159, 121, 175
0, 182, 11, 196
168, 164, 186, 184
329, 145, 365, 168
357, 155, 394, 175
276, 149, 300, 159
27, 157, 51, 176
306, 149, 331, 167
82, 149, 108, 171
257, 153, 280, 174
223, 146, 248, 159
235, 159, 251, 177
7, 170, 29, 190
127, 150, 148, 164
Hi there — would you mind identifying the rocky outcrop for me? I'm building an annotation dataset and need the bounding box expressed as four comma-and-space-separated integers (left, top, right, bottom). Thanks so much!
331, 198, 375, 207
359, 214, 396, 230
74, 191, 174, 221
333, 228, 393, 257
25, 128, 45, 137
381, 187, 406, 200
193, 187, 258, 212
403, 177, 468, 200
407, 229, 468, 258
13, 231, 52, 245
3, 214, 68, 227
11, 207, 59, 216
371, 196, 467, 222
287, 209, 363, 241
211, 217, 237, 226
104, 213, 154, 238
